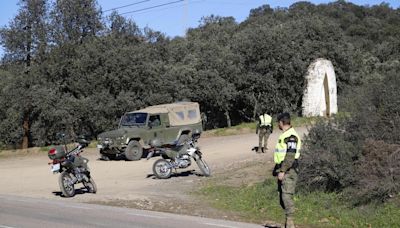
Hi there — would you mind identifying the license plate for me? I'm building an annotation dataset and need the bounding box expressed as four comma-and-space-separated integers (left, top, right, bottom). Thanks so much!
96, 144, 103, 149
51, 163, 60, 173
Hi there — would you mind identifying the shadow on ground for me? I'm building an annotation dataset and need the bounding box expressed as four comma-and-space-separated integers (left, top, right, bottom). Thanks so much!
52, 187, 92, 198
146, 170, 204, 179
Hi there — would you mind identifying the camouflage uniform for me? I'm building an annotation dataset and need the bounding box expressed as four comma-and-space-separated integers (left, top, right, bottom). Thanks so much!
273, 126, 301, 228
256, 114, 273, 153
278, 169, 298, 222
258, 128, 271, 152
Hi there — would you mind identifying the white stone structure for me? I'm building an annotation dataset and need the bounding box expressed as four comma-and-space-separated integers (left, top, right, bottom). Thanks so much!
302, 59, 337, 117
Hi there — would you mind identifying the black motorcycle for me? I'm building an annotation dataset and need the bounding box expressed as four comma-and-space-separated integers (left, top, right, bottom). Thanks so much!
147, 135, 211, 179
48, 135, 97, 197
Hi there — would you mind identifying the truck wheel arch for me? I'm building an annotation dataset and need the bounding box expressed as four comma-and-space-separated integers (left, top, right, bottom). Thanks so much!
125, 139, 143, 161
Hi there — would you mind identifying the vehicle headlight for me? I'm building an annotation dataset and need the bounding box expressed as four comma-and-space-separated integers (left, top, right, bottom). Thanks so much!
104, 138, 113, 145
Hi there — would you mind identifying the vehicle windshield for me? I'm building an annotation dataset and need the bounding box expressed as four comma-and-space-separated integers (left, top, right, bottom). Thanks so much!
120, 112, 148, 126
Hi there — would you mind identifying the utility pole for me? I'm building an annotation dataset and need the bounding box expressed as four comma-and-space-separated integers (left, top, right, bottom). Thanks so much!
183, 0, 188, 36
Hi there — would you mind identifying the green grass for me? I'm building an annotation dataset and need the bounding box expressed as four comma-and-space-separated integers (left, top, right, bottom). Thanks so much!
205, 122, 257, 137
204, 116, 320, 137
88, 140, 98, 148
291, 115, 322, 127
197, 178, 400, 227
39, 145, 53, 152
39, 140, 98, 152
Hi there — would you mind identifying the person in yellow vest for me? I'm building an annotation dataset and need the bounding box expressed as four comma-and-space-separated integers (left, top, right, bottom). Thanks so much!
273, 112, 301, 228
256, 112, 273, 153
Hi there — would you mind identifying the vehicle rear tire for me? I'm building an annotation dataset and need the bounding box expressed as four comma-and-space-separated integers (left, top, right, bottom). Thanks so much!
195, 155, 211, 177
153, 159, 172, 179
125, 141, 143, 161
58, 171, 75, 197
83, 177, 97, 194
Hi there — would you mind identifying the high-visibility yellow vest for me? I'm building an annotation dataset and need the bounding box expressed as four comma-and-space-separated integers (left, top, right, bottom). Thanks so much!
274, 127, 301, 164
259, 114, 272, 127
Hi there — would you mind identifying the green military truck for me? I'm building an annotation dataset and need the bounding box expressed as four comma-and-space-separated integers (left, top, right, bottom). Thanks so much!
97, 102, 203, 161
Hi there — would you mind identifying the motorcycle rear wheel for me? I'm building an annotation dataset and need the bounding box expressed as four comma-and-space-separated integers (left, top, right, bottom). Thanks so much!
58, 171, 75, 197
83, 177, 97, 194
196, 157, 211, 177
153, 159, 172, 179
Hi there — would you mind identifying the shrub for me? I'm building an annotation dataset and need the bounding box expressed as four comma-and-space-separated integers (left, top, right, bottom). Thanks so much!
298, 119, 360, 193
298, 72, 400, 205
349, 140, 400, 205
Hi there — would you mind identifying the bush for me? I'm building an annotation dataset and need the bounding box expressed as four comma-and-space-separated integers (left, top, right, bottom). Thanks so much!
349, 140, 400, 205
298, 72, 400, 205
298, 119, 360, 193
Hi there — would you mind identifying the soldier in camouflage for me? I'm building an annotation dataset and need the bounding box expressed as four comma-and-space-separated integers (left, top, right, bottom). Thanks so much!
273, 112, 301, 228
256, 112, 273, 153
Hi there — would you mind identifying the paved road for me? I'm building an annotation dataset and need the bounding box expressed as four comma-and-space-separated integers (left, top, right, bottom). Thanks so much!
0, 194, 262, 228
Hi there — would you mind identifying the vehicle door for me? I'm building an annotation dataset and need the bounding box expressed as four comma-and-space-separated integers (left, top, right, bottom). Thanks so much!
161, 113, 179, 144
148, 114, 164, 143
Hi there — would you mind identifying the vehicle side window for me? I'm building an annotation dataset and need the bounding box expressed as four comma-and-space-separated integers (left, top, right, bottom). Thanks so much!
149, 115, 161, 127
175, 111, 185, 120
188, 110, 197, 119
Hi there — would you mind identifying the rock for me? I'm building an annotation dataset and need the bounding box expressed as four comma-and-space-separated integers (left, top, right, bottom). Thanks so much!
302, 58, 338, 117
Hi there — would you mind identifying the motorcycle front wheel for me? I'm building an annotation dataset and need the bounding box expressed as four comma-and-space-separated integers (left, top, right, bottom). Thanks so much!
83, 177, 97, 194
196, 156, 211, 177
153, 159, 172, 179
58, 171, 75, 197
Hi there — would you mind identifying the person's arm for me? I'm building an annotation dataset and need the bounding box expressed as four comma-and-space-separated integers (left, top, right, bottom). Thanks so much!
256, 121, 260, 134
278, 135, 298, 173
272, 163, 281, 176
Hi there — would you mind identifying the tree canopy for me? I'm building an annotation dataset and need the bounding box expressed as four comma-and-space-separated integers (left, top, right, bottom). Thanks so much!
1, 0, 399, 148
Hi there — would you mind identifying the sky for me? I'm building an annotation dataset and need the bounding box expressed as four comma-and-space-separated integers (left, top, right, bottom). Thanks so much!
0, 0, 399, 51
97, 0, 400, 37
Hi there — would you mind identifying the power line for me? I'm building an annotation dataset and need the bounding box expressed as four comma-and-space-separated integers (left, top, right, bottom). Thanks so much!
103, 0, 151, 13
125, 0, 203, 16
119, 0, 184, 15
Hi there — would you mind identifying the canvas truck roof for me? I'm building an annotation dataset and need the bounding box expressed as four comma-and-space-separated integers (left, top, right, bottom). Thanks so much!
129, 102, 201, 126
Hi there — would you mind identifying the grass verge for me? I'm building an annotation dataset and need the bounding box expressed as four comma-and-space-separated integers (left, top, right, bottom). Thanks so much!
197, 178, 400, 227
0, 140, 98, 159
203, 115, 321, 137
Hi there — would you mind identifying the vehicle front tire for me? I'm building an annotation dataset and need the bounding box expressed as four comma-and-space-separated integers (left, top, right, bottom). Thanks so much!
125, 140, 143, 161
195, 154, 211, 177
83, 177, 97, 194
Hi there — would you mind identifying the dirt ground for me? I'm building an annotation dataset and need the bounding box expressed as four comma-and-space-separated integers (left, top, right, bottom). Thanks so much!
0, 128, 308, 221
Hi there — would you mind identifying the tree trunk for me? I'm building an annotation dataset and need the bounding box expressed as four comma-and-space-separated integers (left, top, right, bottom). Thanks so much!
224, 110, 231, 128
252, 92, 261, 121
22, 23, 32, 149
22, 113, 30, 149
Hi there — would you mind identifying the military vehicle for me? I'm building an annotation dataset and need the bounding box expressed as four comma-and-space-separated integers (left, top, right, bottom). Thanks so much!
97, 102, 203, 161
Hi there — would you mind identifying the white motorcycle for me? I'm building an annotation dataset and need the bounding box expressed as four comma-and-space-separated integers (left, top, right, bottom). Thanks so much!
147, 136, 211, 179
